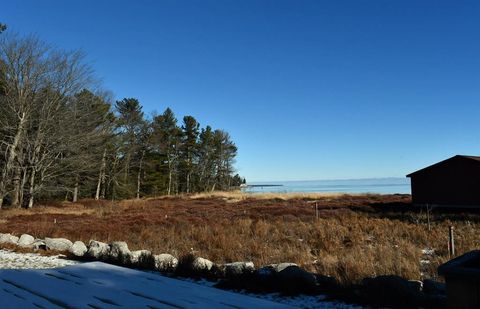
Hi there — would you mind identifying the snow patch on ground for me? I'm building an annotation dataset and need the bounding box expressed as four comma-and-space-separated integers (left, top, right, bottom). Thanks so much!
422, 248, 435, 256
0, 249, 79, 269
0, 250, 364, 308
252, 293, 363, 308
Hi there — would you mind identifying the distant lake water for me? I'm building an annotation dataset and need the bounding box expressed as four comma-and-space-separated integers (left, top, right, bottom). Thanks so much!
243, 178, 411, 194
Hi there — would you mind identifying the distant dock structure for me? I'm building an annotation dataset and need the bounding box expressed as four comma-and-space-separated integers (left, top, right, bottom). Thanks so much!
240, 184, 283, 192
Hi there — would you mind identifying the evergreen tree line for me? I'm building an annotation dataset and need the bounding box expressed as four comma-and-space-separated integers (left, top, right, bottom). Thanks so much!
0, 30, 244, 208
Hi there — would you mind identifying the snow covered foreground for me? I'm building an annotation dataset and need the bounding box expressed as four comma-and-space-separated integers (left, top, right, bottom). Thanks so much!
0, 261, 295, 308
0, 250, 361, 308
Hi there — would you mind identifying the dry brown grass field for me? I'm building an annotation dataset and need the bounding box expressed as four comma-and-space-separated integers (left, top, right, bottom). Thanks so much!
1, 192, 479, 285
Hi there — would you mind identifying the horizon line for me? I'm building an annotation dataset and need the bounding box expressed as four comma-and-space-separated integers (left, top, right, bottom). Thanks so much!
247, 176, 409, 183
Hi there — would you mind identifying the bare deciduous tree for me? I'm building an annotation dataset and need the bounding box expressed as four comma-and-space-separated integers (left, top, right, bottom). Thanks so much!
0, 33, 94, 208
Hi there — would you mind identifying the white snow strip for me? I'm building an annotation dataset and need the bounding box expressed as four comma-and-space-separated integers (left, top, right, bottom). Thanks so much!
422, 248, 435, 256
0, 249, 78, 269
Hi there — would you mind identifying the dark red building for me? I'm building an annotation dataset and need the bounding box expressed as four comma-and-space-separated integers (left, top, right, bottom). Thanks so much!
407, 155, 480, 207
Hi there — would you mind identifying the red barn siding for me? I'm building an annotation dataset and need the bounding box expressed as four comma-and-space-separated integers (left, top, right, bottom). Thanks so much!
407, 156, 480, 207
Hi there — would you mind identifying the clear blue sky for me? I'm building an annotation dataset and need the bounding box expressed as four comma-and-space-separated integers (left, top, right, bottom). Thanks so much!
2, 1, 480, 182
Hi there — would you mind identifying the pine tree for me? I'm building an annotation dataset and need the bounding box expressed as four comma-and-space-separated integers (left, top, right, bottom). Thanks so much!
114, 98, 146, 197
180, 116, 199, 193
151, 108, 181, 195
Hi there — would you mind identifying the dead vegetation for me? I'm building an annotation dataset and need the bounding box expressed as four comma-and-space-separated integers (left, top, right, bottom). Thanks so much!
1, 193, 478, 285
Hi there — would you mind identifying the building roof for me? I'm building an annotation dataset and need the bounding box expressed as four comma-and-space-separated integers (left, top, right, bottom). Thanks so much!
406, 155, 480, 177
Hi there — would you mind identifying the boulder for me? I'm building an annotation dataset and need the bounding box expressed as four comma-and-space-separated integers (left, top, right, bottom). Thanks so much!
192, 257, 214, 272
0, 233, 19, 245
109, 241, 130, 261
129, 250, 152, 265
31, 239, 46, 250
45, 238, 73, 251
69, 241, 87, 257
276, 265, 317, 294
257, 265, 276, 277
17, 234, 35, 247
224, 261, 255, 277
409, 280, 423, 292
362, 275, 425, 308
256, 263, 297, 277
154, 254, 178, 272
87, 240, 110, 259
315, 274, 338, 291
131, 250, 156, 269
423, 279, 446, 295
273, 262, 297, 272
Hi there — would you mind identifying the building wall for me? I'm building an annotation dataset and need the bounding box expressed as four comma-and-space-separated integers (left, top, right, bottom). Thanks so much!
410, 158, 480, 206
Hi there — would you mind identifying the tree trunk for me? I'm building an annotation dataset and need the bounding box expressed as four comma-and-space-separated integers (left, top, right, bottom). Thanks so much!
11, 167, 22, 207
124, 152, 131, 184
19, 168, 27, 207
27, 168, 36, 209
136, 151, 145, 199
0, 113, 26, 208
168, 169, 172, 195
95, 148, 107, 200
100, 174, 106, 199
73, 181, 79, 203
167, 159, 172, 195
186, 172, 190, 194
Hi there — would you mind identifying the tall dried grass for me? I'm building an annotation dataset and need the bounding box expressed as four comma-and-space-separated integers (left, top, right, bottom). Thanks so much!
189, 190, 351, 202
0, 194, 474, 285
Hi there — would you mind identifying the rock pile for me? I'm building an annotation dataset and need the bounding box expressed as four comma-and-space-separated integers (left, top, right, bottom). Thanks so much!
0, 233, 181, 273
0, 232, 447, 307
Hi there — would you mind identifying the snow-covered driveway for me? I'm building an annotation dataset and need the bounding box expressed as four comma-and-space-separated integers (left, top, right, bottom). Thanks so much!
0, 261, 293, 308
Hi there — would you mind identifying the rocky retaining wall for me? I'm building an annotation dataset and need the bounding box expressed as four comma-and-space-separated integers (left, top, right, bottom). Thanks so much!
0, 232, 446, 308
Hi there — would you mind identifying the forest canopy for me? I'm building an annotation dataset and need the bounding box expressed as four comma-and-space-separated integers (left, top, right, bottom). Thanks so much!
0, 28, 244, 208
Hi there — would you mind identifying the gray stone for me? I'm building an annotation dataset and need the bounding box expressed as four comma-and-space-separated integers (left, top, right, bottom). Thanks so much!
17, 234, 35, 247
276, 265, 317, 293
362, 275, 425, 308
45, 238, 73, 251
129, 250, 152, 264
257, 265, 276, 277
109, 241, 130, 260
0, 233, 19, 245
31, 239, 46, 250
257, 263, 297, 276
69, 241, 87, 257
315, 274, 338, 290
273, 262, 298, 272
154, 254, 178, 272
423, 279, 446, 295
254, 263, 317, 294
409, 280, 423, 292
224, 261, 255, 277
192, 257, 214, 271
87, 240, 110, 259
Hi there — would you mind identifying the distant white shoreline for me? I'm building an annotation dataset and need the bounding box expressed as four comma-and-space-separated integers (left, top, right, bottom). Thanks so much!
244, 178, 410, 194
248, 177, 408, 184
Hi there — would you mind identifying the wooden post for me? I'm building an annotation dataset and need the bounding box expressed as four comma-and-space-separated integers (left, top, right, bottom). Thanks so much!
307, 200, 319, 221
426, 204, 431, 231
449, 226, 455, 257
